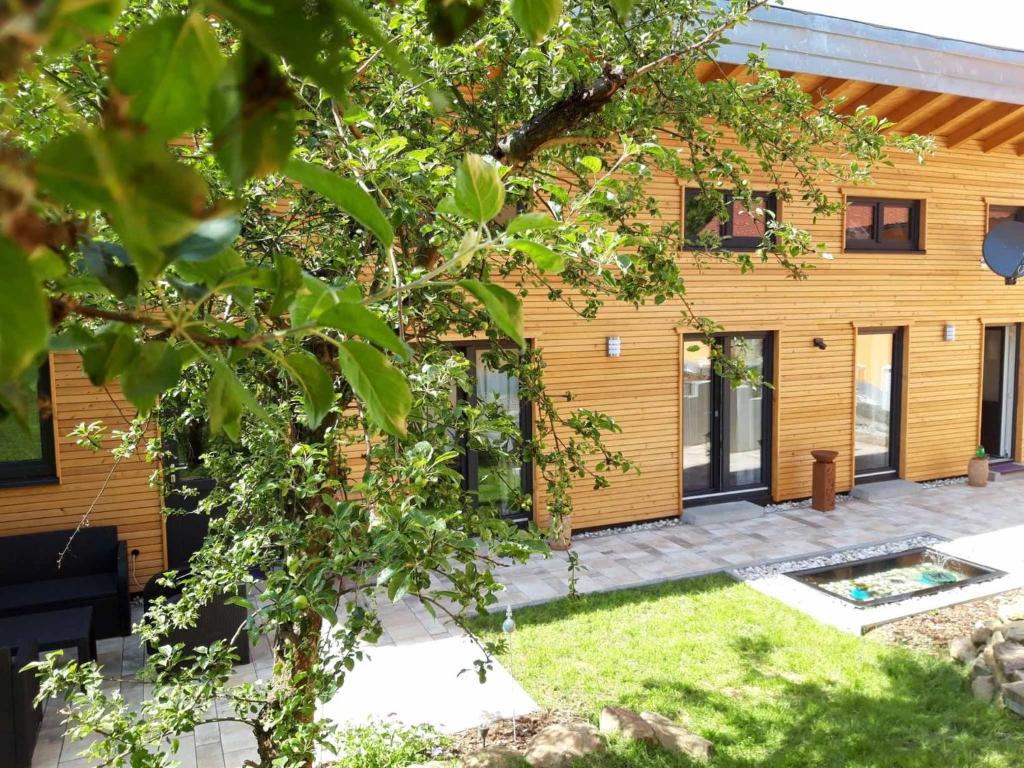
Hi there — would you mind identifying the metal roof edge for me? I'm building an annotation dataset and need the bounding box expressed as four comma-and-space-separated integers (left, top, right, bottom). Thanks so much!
714, 3, 1024, 105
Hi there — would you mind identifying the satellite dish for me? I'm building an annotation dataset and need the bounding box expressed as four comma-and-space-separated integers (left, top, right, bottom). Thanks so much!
983, 220, 1024, 285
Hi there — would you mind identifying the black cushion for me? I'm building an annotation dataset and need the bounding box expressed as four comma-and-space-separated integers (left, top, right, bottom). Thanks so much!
0, 574, 117, 615
0, 527, 118, 585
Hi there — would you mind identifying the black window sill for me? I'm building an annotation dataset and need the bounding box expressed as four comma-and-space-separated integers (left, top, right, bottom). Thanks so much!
843, 248, 927, 255
0, 475, 60, 489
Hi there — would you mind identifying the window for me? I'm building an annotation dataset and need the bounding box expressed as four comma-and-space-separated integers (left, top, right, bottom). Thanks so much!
0, 362, 57, 485
845, 198, 922, 251
684, 189, 777, 251
988, 204, 1024, 232
454, 344, 533, 524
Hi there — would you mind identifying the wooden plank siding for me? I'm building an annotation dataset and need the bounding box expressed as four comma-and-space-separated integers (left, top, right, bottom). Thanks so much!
527, 131, 1024, 530
0, 353, 165, 587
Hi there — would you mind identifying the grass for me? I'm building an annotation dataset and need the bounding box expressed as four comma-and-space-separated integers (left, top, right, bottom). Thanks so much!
473, 575, 1024, 768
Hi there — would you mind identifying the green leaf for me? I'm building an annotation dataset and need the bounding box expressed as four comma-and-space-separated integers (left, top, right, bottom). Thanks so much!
81, 327, 138, 386
510, 0, 563, 44
172, 248, 245, 287
207, 369, 244, 441
508, 239, 565, 273
608, 0, 634, 20
165, 215, 241, 262
424, 0, 486, 44
270, 255, 304, 318
209, 47, 296, 189
0, 238, 49, 384
289, 276, 345, 328
207, 355, 273, 427
121, 341, 182, 415
111, 13, 225, 139
456, 279, 525, 348
318, 302, 411, 360
35, 129, 212, 280
284, 350, 334, 429
285, 159, 393, 247
82, 242, 139, 300
205, 0, 355, 98
34, 0, 127, 60
454, 153, 505, 224
579, 155, 602, 173
506, 212, 559, 234
336, 341, 410, 437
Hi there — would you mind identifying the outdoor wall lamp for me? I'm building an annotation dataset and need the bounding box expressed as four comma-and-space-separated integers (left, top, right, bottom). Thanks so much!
607, 336, 622, 357
813, 337, 827, 350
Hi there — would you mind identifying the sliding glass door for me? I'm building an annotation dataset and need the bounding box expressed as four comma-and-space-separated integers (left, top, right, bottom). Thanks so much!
981, 325, 1018, 460
683, 334, 772, 501
854, 328, 903, 480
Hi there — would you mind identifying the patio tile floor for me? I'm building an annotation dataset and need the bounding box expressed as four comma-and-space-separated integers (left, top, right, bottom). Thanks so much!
31, 475, 1024, 767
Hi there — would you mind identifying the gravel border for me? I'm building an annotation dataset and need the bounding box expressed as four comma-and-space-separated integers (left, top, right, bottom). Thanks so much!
732, 534, 947, 581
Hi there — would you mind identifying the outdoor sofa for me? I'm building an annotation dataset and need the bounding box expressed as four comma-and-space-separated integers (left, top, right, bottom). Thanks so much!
0, 641, 42, 768
0, 526, 131, 639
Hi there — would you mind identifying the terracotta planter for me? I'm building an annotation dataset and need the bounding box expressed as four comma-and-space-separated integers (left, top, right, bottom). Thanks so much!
968, 457, 989, 487
549, 514, 572, 551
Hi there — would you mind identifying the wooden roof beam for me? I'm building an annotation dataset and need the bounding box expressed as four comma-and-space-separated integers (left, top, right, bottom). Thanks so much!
980, 109, 1024, 152
701, 62, 745, 83
836, 84, 899, 116
810, 78, 853, 107
903, 96, 984, 136
881, 90, 945, 128
947, 103, 1024, 148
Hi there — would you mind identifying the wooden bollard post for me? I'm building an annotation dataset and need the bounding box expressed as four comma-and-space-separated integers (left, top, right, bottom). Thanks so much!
811, 450, 839, 512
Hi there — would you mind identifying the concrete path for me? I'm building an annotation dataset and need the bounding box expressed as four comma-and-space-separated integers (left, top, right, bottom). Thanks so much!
319, 636, 537, 734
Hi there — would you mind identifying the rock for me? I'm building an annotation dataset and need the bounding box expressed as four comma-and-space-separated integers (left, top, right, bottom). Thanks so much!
949, 636, 978, 664
1002, 681, 1024, 717
460, 748, 523, 768
993, 641, 1024, 673
410, 763, 453, 768
998, 602, 1024, 623
599, 706, 657, 744
972, 623, 994, 646
990, 630, 1006, 647
972, 675, 997, 703
640, 712, 714, 763
1003, 622, 1024, 643
525, 723, 604, 768
969, 655, 993, 679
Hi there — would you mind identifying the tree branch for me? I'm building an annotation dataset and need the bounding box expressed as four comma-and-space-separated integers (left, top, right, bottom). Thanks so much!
489, 0, 770, 165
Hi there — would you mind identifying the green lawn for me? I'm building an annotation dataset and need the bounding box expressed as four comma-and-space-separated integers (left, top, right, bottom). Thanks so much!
473, 575, 1023, 768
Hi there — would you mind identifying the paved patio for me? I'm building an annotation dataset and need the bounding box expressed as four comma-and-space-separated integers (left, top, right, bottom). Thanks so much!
33, 474, 1024, 767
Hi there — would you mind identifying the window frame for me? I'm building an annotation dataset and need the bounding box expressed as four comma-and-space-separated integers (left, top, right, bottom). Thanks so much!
844, 197, 923, 252
0, 361, 58, 487
683, 188, 778, 252
454, 341, 534, 525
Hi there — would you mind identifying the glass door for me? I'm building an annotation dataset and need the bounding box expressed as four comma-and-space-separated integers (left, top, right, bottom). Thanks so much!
981, 325, 1018, 461
461, 346, 533, 524
854, 328, 903, 480
683, 334, 772, 501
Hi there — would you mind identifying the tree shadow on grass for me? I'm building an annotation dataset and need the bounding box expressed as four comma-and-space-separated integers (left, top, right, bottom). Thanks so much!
590, 647, 1021, 768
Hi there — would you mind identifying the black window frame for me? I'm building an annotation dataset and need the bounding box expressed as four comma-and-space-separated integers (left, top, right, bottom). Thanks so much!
844, 198, 922, 252
683, 188, 779, 252
454, 342, 534, 526
0, 361, 58, 487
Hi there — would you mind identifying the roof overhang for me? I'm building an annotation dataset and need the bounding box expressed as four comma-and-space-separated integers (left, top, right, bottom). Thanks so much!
715, 3, 1024, 107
